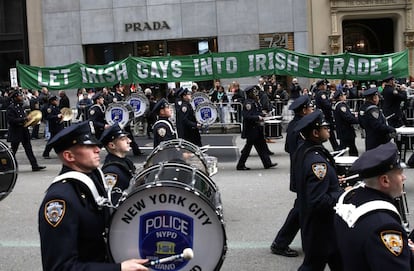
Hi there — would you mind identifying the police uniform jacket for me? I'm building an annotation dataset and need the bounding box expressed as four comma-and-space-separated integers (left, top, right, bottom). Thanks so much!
333, 101, 359, 141
293, 140, 342, 257
178, 100, 201, 146
315, 89, 334, 121
38, 166, 120, 271
284, 114, 304, 192
358, 101, 396, 150
88, 104, 107, 138
153, 116, 177, 147
174, 100, 184, 138
241, 98, 265, 140
334, 186, 413, 270
46, 104, 65, 135
30, 96, 40, 111
6, 101, 30, 143
382, 84, 407, 128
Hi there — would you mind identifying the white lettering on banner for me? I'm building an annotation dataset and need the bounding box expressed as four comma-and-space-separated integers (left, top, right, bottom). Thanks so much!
81, 63, 128, 84
145, 215, 189, 235
37, 69, 71, 87
309, 57, 383, 76
137, 60, 182, 79
248, 52, 299, 73
194, 57, 238, 76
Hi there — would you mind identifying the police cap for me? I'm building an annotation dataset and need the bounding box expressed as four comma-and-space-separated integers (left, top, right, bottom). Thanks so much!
349, 142, 404, 178
244, 85, 259, 95
47, 121, 101, 153
383, 75, 395, 82
151, 98, 169, 115
177, 87, 191, 97
92, 92, 103, 102
333, 89, 345, 100
316, 79, 327, 88
294, 110, 329, 133
10, 90, 23, 99
48, 95, 58, 102
99, 123, 129, 145
362, 87, 379, 97
288, 95, 312, 112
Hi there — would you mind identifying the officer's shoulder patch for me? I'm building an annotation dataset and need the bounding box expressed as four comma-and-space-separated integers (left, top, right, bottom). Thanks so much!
47, 108, 52, 114
245, 104, 252, 111
381, 230, 403, 256
312, 163, 327, 180
371, 110, 379, 119
182, 106, 187, 113
44, 199, 66, 227
104, 173, 118, 188
89, 109, 95, 115
157, 127, 167, 137
340, 105, 347, 113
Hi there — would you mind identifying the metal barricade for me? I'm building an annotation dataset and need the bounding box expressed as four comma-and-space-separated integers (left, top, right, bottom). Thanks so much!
0, 110, 7, 132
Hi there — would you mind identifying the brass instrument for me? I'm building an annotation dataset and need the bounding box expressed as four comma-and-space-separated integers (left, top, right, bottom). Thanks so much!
24, 110, 42, 127
60, 107, 73, 122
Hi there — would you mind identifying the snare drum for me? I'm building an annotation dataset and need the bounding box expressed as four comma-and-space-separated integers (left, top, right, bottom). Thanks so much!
195, 102, 218, 126
264, 120, 282, 139
0, 141, 18, 201
144, 139, 210, 176
126, 93, 149, 118
105, 102, 134, 128
108, 163, 227, 271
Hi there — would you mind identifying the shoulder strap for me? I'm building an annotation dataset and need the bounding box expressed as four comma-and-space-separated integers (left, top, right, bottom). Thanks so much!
52, 170, 108, 207
334, 183, 401, 228
153, 120, 177, 137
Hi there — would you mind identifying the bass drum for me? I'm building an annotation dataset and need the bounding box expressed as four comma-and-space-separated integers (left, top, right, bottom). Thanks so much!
105, 102, 134, 129
108, 163, 227, 271
0, 141, 18, 201
195, 102, 218, 126
191, 92, 210, 109
144, 139, 209, 176
126, 93, 150, 118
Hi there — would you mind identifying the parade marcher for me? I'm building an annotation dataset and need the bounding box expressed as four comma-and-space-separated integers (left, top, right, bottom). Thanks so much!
42, 95, 65, 159
6, 90, 46, 171
100, 123, 135, 205
293, 110, 343, 270
88, 92, 109, 139
334, 142, 412, 270
382, 75, 407, 128
152, 98, 177, 147
29, 89, 41, 139
175, 88, 202, 146
270, 95, 314, 257
358, 87, 396, 151
38, 121, 148, 271
333, 89, 359, 156
314, 79, 340, 151
236, 85, 278, 170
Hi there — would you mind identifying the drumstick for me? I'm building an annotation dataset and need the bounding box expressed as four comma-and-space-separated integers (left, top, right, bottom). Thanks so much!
143, 248, 194, 267
341, 174, 359, 182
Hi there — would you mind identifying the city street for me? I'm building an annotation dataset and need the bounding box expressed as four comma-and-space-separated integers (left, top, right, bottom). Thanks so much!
1, 132, 414, 271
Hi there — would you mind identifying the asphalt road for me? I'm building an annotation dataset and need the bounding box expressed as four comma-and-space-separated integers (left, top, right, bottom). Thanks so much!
1, 132, 414, 271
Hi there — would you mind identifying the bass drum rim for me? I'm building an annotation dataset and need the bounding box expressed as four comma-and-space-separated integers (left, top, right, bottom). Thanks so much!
195, 102, 218, 126
105, 102, 134, 129
0, 141, 18, 201
108, 182, 227, 271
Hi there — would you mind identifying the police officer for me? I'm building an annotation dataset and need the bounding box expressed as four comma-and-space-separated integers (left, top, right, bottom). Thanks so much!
334, 142, 412, 270
382, 75, 407, 128
6, 90, 46, 171
333, 89, 359, 156
152, 98, 177, 147
38, 121, 148, 271
175, 88, 202, 146
270, 95, 314, 257
293, 110, 343, 270
42, 95, 65, 159
236, 85, 277, 170
314, 79, 340, 151
88, 92, 109, 139
358, 87, 396, 151
100, 123, 135, 205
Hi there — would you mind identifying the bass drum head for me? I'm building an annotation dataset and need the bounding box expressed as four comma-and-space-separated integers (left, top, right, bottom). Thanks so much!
0, 141, 18, 201
105, 102, 134, 128
191, 92, 210, 109
108, 184, 227, 271
127, 93, 149, 118
195, 102, 218, 126
144, 139, 208, 175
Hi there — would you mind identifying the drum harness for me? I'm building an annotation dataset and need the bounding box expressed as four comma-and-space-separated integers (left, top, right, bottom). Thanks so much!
334, 182, 401, 228
152, 119, 177, 138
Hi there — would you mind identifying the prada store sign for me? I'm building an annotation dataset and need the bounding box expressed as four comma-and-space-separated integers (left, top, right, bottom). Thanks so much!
125, 21, 171, 32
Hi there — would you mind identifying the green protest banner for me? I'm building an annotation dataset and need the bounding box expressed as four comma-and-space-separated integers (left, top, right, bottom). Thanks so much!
17, 48, 409, 90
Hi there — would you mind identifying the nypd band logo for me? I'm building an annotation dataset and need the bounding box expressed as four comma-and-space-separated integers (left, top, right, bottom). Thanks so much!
140, 211, 193, 270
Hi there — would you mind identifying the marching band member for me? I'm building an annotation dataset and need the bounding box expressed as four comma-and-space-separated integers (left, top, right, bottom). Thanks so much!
152, 98, 177, 147
38, 121, 148, 271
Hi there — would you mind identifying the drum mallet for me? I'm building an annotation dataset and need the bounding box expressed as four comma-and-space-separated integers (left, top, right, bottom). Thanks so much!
143, 248, 194, 267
